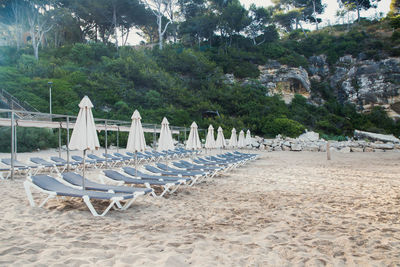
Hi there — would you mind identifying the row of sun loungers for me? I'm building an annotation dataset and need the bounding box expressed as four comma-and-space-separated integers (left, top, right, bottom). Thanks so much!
23, 151, 258, 216
0, 148, 200, 179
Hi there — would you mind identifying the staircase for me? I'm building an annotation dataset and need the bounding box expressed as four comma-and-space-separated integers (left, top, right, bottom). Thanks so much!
0, 89, 48, 120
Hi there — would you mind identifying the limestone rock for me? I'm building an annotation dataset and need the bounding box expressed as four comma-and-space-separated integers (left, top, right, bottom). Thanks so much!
298, 131, 319, 142
364, 147, 374, 152
251, 141, 260, 148
291, 143, 302, 151
339, 147, 351, 153
282, 145, 291, 151
351, 147, 364, 152
224, 74, 235, 84
259, 63, 311, 104
354, 130, 400, 143
370, 143, 394, 150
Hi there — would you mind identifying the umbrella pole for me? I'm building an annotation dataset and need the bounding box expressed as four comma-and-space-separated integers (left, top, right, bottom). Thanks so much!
166, 151, 168, 171
135, 151, 138, 177
82, 149, 86, 191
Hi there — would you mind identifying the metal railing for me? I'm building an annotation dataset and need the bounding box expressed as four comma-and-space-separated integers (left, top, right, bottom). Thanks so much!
0, 89, 48, 120
0, 108, 203, 179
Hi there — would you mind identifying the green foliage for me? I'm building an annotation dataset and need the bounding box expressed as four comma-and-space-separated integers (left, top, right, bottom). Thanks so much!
262, 116, 306, 138
0, 127, 58, 153
389, 15, 400, 28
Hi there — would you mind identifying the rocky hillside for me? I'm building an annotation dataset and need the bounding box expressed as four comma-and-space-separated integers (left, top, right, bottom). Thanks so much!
226, 54, 400, 120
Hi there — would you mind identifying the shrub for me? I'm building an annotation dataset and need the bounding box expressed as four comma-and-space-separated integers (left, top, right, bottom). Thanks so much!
0, 127, 58, 153
262, 116, 305, 138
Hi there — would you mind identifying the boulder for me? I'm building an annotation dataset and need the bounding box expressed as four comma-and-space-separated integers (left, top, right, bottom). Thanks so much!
339, 147, 351, 153
264, 139, 273, 146
364, 147, 374, 152
370, 143, 395, 150
224, 73, 235, 84
298, 131, 319, 142
354, 130, 400, 144
291, 143, 302, 151
350, 147, 364, 152
251, 141, 260, 148
273, 146, 282, 151
303, 145, 319, 152
283, 141, 291, 147
282, 145, 291, 151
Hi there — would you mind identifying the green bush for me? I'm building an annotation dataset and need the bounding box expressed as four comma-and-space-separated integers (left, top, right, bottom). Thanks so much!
389, 15, 400, 29
0, 127, 58, 153
262, 116, 305, 138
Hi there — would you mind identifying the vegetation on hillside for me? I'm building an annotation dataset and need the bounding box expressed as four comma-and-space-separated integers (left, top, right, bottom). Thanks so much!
0, 0, 399, 152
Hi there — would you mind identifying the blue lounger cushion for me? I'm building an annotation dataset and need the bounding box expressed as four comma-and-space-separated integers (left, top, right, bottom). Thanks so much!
62, 172, 152, 195
31, 175, 133, 200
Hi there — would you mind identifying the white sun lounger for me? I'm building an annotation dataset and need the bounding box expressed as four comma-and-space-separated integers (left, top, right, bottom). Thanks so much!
24, 175, 140, 216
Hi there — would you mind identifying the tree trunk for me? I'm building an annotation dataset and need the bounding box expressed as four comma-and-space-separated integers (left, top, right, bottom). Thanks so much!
298, 22, 308, 38
124, 28, 130, 46
158, 15, 163, 50
313, 0, 318, 31
113, 4, 118, 51
356, 2, 360, 23
30, 27, 39, 60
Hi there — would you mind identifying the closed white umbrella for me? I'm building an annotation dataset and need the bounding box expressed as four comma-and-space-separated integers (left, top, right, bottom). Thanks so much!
215, 126, 226, 149
205, 124, 215, 149
229, 128, 238, 148
126, 110, 146, 176
158, 117, 174, 152
69, 96, 100, 190
186, 121, 201, 150
245, 129, 251, 146
238, 130, 245, 148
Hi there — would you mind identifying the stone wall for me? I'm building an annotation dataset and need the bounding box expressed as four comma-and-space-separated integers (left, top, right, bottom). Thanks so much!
247, 131, 400, 153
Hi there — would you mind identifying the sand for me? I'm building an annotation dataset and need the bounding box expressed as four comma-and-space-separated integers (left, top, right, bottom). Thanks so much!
1, 150, 400, 266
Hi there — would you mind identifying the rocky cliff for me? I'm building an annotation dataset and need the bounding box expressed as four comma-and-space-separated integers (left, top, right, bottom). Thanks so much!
226, 54, 400, 119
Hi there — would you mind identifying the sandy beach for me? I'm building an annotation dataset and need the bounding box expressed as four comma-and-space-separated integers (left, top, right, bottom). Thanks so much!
1, 150, 400, 266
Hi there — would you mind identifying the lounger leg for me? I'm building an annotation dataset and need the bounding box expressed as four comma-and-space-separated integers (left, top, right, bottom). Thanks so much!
82, 196, 116, 217
39, 195, 55, 208
159, 185, 171, 197
168, 184, 181, 195
120, 192, 144, 210
24, 181, 36, 207
24, 180, 56, 207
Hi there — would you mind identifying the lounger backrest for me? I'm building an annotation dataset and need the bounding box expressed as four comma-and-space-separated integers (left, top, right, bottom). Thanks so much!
1, 158, 11, 165
104, 170, 126, 181
123, 167, 145, 177
72, 155, 83, 161
32, 175, 75, 194
144, 165, 161, 173
51, 157, 66, 163
62, 172, 87, 186
156, 163, 168, 169
31, 175, 131, 200
31, 157, 49, 165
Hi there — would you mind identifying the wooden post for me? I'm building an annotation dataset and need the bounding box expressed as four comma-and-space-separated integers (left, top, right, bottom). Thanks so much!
58, 123, 62, 158
105, 120, 108, 168
10, 111, 14, 180
327, 140, 331, 160
66, 116, 70, 171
